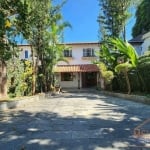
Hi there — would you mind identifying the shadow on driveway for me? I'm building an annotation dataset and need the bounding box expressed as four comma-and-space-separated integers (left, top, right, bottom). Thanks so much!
0, 92, 150, 150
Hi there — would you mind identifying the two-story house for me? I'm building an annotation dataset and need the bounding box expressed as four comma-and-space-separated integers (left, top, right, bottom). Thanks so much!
54, 42, 100, 89
18, 42, 100, 89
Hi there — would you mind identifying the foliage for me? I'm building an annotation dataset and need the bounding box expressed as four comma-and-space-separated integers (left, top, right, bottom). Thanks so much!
0, 0, 28, 98
0, 0, 27, 60
115, 62, 133, 73
98, 38, 138, 71
98, 38, 138, 94
17, 0, 70, 93
107, 38, 138, 67
98, 0, 131, 40
132, 0, 150, 37
7, 59, 33, 97
137, 54, 150, 92
96, 62, 114, 85
97, 41, 121, 71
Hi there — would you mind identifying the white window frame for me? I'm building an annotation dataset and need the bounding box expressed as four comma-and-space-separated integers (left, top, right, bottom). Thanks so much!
83, 48, 95, 57
64, 50, 72, 57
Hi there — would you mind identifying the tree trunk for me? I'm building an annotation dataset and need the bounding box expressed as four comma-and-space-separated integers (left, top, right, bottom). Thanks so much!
32, 67, 36, 95
31, 46, 36, 95
123, 25, 126, 41
137, 69, 147, 92
124, 70, 131, 94
0, 60, 7, 99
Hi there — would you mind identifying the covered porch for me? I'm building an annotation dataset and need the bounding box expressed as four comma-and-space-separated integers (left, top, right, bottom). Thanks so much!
54, 64, 99, 89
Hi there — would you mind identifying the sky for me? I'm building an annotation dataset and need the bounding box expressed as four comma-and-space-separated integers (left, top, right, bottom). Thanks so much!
62, 0, 136, 43
16, 0, 136, 44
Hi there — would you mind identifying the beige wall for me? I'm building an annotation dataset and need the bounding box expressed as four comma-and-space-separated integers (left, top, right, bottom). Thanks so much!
56, 72, 82, 88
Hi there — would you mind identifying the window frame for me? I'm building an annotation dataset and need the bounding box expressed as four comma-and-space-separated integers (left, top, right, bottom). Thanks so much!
61, 72, 73, 81
83, 48, 95, 57
64, 50, 72, 57
24, 50, 29, 59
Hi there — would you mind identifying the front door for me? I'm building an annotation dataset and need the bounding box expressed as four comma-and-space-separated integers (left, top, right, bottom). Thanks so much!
82, 72, 97, 88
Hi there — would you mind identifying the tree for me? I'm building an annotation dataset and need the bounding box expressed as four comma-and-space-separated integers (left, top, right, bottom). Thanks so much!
106, 38, 138, 94
7, 59, 33, 97
96, 62, 114, 90
137, 54, 150, 92
40, 4, 70, 92
98, 0, 131, 40
132, 0, 150, 37
17, 0, 70, 94
0, 0, 27, 98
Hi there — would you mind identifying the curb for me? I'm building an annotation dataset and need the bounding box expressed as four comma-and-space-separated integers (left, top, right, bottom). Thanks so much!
0, 95, 40, 111
100, 91, 150, 105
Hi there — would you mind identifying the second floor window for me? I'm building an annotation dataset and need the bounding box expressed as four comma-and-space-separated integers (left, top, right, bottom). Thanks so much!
83, 48, 95, 57
25, 50, 29, 59
64, 50, 72, 57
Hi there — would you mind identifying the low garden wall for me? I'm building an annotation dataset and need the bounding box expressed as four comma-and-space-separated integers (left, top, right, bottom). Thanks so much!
0, 95, 40, 111
101, 91, 150, 105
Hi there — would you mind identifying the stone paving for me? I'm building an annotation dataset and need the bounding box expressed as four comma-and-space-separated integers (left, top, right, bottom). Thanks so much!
0, 90, 150, 150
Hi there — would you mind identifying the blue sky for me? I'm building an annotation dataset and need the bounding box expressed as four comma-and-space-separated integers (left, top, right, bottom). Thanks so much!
16, 0, 136, 44
62, 0, 136, 43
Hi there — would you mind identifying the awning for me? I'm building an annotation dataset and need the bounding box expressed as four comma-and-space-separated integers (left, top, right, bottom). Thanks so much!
54, 64, 99, 73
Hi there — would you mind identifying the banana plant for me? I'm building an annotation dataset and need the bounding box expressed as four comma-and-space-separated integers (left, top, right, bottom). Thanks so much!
107, 38, 138, 94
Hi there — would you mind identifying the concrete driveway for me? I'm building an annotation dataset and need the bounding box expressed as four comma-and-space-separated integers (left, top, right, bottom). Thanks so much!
0, 90, 150, 150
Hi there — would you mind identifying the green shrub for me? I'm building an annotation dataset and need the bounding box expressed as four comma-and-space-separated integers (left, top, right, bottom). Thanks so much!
7, 59, 33, 97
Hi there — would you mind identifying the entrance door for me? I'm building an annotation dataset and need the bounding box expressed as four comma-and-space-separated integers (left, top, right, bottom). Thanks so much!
82, 72, 97, 88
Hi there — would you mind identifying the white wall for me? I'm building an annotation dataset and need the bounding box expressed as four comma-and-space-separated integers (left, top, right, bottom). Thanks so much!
131, 44, 142, 56
141, 32, 150, 55
18, 43, 100, 64
57, 43, 99, 65
56, 72, 79, 88
18, 45, 32, 60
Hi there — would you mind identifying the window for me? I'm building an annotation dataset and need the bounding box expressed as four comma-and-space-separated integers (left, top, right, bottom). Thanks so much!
64, 50, 72, 57
61, 72, 73, 81
25, 50, 29, 59
83, 48, 95, 57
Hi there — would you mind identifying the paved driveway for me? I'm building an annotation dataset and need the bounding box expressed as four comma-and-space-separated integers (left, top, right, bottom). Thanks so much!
0, 91, 150, 150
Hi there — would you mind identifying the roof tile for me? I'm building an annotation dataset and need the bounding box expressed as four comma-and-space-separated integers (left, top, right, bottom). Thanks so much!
54, 64, 99, 72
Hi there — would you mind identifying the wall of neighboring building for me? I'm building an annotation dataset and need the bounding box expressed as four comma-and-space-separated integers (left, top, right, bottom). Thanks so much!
141, 32, 150, 55
18, 45, 32, 60
130, 43, 142, 56
57, 43, 99, 65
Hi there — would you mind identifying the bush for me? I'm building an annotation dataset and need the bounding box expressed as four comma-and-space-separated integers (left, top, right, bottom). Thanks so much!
7, 59, 33, 97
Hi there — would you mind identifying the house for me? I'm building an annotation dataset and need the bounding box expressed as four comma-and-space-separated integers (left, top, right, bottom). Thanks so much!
54, 42, 100, 89
128, 34, 144, 56
129, 31, 150, 56
17, 42, 100, 89
142, 31, 150, 54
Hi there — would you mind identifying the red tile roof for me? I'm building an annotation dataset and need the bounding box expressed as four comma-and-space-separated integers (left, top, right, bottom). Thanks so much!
54, 64, 99, 72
